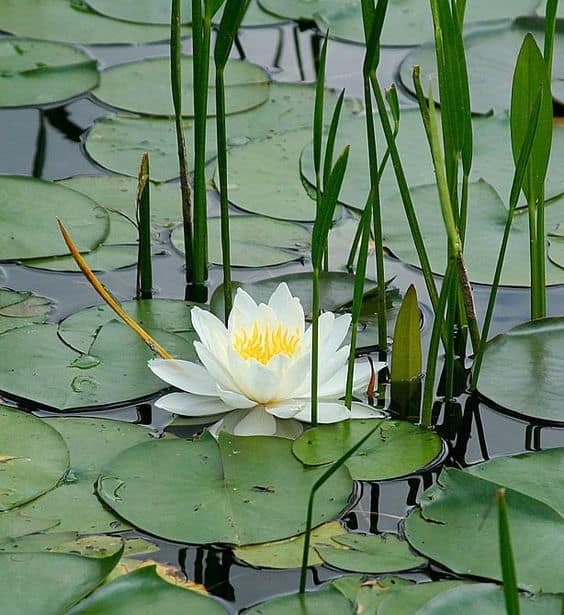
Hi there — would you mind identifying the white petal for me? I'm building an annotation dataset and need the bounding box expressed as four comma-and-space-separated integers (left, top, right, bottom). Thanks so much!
148, 358, 217, 396
191, 308, 229, 359
277, 353, 311, 400
319, 313, 352, 357
227, 348, 280, 404
233, 407, 277, 436
317, 359, 372, 398
154, 392, 230, 416
265, 400, 304, 419
228, 288, 258, 332
293, 400, 351, 424
217, 386, 257, 409
194, 341, 239, 392
274, 418, 304, 439
268, 282, 305, 336
293, 346, 349, 398
349, 402, 388, 419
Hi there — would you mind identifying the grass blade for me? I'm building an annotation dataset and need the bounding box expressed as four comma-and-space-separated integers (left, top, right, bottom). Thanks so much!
136, 152, 152, 300
497, 489, 521, 615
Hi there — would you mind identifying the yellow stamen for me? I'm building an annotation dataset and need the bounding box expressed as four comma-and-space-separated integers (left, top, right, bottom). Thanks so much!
233, 322, 300, 365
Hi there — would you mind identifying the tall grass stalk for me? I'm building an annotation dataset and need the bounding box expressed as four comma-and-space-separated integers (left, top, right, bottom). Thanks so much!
497, 489, 520, 615
170, 0, 194, 285
299, 418, 385, 593
360, 0, 388, 359
311, 146, 350, 426
136, 152, 152, 300
345, 202, 372, 409
214, 0, 251, 321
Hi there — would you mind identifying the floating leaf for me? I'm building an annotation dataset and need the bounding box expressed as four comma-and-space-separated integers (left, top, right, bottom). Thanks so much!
478, 317, 564, 422
0, 532, 123, 558
0, 406, 69, 511
69, 566, 228, 614
400, 18, 564, 114
405, 449, 564, 593
234, 522, 343, 568
94, 57, 269, 118
0, 38, 99, 107
292, 419, 444, 481
25, 245, 141, 273
20, 418, 169, 534
0, 289, 52, 333
0, 549, 121, 615
0, 510, 59, 541
59, 298, 200, 354
0, 0, 176, 45
98, 432, 353, 546
0, 321, 194, 410
0, 176, 108, 262
315, 533, 425, 573
246, 582, 353, 614
333, 576, 414, 614
376, 581, 468, 614
171, 215, 311, 267
86, 0, 191, 25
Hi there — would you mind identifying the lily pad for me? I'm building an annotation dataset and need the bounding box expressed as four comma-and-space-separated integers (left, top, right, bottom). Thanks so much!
171, 215, 311, 267
0, 406, 69, 511
376, 581, 468, 614
98, 431, 353, 546
59, 298, 200, 355
20, 417, 168, 534
292, 419, 444, 481
0, 38, 99, 108
94, 57, 269, 118
0, 321, 195, 410
234, 521, 343, 568
478, 318, 564, 422
0, 289, 52, 333
332, 576, 414, 614
0, 176, 109, 261
400, 18, 564, 114
0, 0, 176, 45
0, 511, 60, 541
316, 532, 425, 573
405, 448, 564, 593
69, 566, 229, 614
0, 549, 121, 615
86, 0, 191, 25
24, 245, 141, 273
0, 532, 123, 557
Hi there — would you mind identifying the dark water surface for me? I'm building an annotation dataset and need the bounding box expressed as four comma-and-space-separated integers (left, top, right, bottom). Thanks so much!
1, 23, 563, 612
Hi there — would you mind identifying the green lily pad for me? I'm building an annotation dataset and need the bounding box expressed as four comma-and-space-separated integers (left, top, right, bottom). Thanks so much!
376, 581, 468, 614
86, 0, 191, 24
246, 582, 353, 615
0, 321, 195, 410
478, 318, 564, 422
0, 532, 123, 557
59, 298, 200, 355
20, 418, 169, 534
0, 549, 121, 615
292, 419, 444, 481
69, 565, 228, 614
0, 511, 60, 541
332, 576, 414, 614
414, 583, 563, 615
171, 215, 311, 267
94, 57, 269, 118
0, 0, 177, 45
0, 38, 99, 108
405, 448, 564, 594
0, 406, 69, 511
234, 521, 343, 568
0, 176, 109, 261
0, 289, 52, 333
98, 431, 353, 546
315, 533, 425, 573
400, 18, 564, 114
24, 245, 141, 273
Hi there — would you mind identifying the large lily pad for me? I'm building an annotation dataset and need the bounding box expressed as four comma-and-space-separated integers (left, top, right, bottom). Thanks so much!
24, 245, 141, 273
478, 318, 564, 422
0, 0, 176, 45
0, 510, 60, 541
69, 566, 228, 614
400, 18, 564, 114
86, 0, 191, 24
0, 176, 109, 261
20, 418, 167, 534
171, 215, 311, 267
405, 448, 564, 593
0, 289, 52, 333
98, 431, 353, 546
293, 419, 444, 481
0, 406, 69, 511
0, 38, 99, 107
94, 57, 269, 118
59, 298, 200, 355
0, 549, 121, 615
0, 321, 195, 410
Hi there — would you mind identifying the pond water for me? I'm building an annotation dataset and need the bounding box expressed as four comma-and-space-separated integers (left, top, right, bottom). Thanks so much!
1, 17, 564, 613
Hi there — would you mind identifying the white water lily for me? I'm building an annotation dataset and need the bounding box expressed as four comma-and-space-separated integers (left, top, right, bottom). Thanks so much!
149, 283, 386, 436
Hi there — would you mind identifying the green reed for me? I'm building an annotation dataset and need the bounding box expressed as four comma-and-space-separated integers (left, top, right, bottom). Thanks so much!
136, 152, 152, 300
214, 0, 251, 321
497, 489, 520, 615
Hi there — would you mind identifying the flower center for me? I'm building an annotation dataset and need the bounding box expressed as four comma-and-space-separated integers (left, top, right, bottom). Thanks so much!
233, 321, 301, 365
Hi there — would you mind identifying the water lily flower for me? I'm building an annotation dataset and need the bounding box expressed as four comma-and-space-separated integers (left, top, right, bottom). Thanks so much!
149, 283, 386, 436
